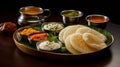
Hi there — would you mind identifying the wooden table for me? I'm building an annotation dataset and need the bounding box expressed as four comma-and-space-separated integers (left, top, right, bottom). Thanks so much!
0, 13, 120, 67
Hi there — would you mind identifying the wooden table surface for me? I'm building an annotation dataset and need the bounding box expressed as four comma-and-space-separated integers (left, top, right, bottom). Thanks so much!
0, 13, 120, 67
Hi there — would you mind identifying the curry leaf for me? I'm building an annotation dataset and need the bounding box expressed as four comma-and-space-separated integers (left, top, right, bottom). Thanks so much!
48, 32, 58, 42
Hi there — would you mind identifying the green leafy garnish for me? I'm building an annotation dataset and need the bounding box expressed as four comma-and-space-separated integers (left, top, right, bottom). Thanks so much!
60, 46, 69, 53
48, 32, 58, 42
19, 40, 36, 49
89, 26, 112, 45
33, 24, 41, 31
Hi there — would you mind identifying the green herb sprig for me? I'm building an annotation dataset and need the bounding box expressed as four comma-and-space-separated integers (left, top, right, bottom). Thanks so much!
48, 32, 58, 42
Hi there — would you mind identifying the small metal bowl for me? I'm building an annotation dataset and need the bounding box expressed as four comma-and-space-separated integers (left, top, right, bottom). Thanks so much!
86, 14, 109, 29
61, 10, 83, 25
41, 22, 64, 34
28, 32, 48, 45
36, 40, 63, 52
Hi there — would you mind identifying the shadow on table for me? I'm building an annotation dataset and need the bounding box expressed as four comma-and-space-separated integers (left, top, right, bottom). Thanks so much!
14, 47, 112, 67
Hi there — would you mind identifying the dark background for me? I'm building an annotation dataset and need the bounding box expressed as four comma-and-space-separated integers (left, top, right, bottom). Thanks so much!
0, 0, 119, 24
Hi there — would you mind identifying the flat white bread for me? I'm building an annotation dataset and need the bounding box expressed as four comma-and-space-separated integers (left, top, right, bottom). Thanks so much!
65, 36, 81, 54
70, 33, 96, 54
82, 33, 107, 50
76, 27, 107, 42
59, 25, 86, 43
59, 25, 73, 43
63, 25, 86, 42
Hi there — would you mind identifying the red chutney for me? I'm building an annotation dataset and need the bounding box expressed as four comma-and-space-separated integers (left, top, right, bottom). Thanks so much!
29, 33, 48, 41
87, 16, 108, 23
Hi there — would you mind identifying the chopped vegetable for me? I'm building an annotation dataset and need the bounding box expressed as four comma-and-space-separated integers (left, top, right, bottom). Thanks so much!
20, 28, 39, 36
29, 33, 48, 41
